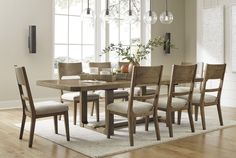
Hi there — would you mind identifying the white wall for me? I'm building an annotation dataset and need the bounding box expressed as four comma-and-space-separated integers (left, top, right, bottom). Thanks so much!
197, 0, 236, 106
0, 0, 58, 107
151, 0, 186, 76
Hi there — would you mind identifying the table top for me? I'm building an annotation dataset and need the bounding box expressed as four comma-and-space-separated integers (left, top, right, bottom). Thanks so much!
37, 76, 203, 92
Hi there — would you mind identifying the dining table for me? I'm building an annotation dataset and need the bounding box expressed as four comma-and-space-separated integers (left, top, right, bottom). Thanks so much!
36, 76, 203, 135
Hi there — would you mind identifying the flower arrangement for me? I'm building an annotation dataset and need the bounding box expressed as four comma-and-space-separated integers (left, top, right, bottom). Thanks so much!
103, 36, 174, 64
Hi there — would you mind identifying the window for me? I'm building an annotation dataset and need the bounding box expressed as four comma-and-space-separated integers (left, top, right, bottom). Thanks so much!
54, 0, 148, 73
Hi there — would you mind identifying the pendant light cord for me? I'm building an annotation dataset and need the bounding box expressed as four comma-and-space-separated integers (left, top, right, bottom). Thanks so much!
88, 0, 90, 9
106, 0, 109, 15
166, 0, 169, 16
129, 0, 132, 16
149, 0, 152, 16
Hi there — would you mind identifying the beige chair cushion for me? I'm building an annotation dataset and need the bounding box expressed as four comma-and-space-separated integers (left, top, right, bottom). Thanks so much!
179, 93, 217, 104
61, 92, 99, 101
107, 100, 153, 115
156, 97, 188, 109
175, 86, 200, 93
125, 88, 156, 96
34, 101, 68, 115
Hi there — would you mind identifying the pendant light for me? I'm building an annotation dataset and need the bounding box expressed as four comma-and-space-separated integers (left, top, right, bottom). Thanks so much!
81, 0, 96, 20
100, 0, 115, 22
123, 0, 138, 24
159, 0, 173, 24
143, 0, 157, 24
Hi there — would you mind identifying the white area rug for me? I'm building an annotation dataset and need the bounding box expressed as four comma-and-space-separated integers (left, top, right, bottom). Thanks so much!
16, 114, 236, 158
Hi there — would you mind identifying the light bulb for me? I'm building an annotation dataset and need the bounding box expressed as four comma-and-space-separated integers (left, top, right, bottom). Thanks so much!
159, 11, 173, 24
143, 11, 158, 24
123, 10, 138, 24
81, 8, 96, 20
100, 9, 116, 23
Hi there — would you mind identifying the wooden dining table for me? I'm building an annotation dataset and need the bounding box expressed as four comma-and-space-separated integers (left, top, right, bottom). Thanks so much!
37, 77, 203, 134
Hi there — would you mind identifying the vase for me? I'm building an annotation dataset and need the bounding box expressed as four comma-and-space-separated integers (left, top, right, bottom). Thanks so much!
128, 61, 140, 73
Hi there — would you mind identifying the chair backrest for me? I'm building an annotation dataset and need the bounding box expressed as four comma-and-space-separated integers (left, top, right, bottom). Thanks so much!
128, 66, 163, 113
201, 64, 226, 103
169, 64, 197, 108
89, 62, 111, 71
15, 66, 36, 115
58, 62, 83, 79
181, 62, 204, 78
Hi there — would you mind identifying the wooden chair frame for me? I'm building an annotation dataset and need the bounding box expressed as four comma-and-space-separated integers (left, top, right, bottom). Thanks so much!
15, 66, 70, 147
107, 66, 163, 146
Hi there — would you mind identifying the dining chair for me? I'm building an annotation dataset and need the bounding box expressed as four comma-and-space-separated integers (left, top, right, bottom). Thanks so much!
153, 64, 197, 137
178, 64, 226, 130
107, 65, 163, 146
118, 61, 156, 96
15, 66, 70, 147
89, 62, 129, 100
58, 62, 100, 125
175, 62, 204, 123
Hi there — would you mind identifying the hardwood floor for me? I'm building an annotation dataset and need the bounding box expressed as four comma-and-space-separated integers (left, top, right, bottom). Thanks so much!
0, 104, 236, 158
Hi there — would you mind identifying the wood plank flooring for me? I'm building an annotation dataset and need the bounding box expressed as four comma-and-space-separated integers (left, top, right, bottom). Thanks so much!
0, 104, 236, 158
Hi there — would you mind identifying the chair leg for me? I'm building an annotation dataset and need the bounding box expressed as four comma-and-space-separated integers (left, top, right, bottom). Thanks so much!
29, 117, 36, 148
73, 101, 77, 125
107, 111, 112, 139
217, 103, 223, 126
187, 106, 195, 133
153, 111, 161, 140
64, 111, 70, 141
145, 116, 149, 131
177, 110, 182, 125
95, 100, 100, 122
54, 115, 58, 134
19, 113, 26, 139
125, 96, 129, 101
167, 111, 173, 137
91, 101, 95, 116
133, 117, 136, 134
195, 106, 199, 121
200, 104, 206, 130
128, 115, 134, 146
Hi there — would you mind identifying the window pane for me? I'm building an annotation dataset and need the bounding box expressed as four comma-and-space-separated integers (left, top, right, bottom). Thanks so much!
55, 15, 68, 44
109, 22, 119, 44
54, 44, 68, 73
69, 0, 82, 15
83, 20, 95, 44
69, 45, 82, 62
55, 0, 68, 15
82, 45, 95, 72
69, 16, 82, 44
120, 23, 130, 45
131, 22, 141, 45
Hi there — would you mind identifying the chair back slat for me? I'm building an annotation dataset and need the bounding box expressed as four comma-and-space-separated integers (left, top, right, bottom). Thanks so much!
131, 66, 163, 86
89, 62, 111, 72
15, 67, 36, 115
58, 62, 82, 79
171, 65, 197, 84
204, 64, 226, 80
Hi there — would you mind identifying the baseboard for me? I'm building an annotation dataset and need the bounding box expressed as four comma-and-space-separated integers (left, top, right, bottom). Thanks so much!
0, 97, 59, 110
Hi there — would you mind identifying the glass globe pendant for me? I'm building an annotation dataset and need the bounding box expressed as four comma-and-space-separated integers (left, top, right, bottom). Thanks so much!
123, 0, 138, 24
143, 0, 157, 24
160, 0, 173, 24
81, 0, 96, 20
100, 0, 115, 23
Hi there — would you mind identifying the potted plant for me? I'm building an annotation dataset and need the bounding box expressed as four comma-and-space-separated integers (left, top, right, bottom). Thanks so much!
103, 36, 174, 72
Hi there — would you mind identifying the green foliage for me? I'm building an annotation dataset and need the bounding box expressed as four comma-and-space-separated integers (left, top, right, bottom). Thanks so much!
103, 36, 174, 63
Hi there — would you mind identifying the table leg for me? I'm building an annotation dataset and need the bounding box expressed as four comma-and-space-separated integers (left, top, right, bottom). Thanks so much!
105, 89, 114, 135
80, 91, 88, 127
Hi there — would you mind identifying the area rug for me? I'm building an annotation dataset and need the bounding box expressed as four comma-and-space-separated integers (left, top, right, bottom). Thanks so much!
15, 114, 236, 158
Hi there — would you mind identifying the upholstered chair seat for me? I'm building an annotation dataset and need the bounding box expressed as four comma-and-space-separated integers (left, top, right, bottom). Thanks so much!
34, 101, 69, 115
